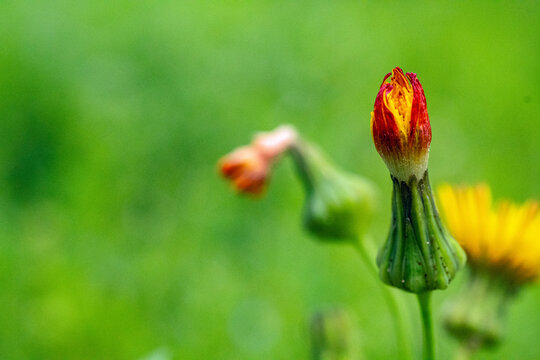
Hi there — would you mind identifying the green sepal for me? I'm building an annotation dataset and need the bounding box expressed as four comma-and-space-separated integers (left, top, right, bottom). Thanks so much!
377, 171, 466, 293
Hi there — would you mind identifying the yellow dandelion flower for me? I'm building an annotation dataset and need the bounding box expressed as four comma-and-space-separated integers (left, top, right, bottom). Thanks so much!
437, 184, 540, 285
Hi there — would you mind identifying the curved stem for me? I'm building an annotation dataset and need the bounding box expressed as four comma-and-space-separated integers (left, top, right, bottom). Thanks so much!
288, 143, 315, 193
352, 235, 413, 360
417, 292, 435, 360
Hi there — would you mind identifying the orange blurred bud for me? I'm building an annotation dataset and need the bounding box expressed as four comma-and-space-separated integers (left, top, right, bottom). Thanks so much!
219, 125, 298, 195
253, 125, 298, 159
219, 146, 269, 195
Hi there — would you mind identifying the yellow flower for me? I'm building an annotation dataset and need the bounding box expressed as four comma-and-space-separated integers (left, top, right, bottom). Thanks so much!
438, 184, 540, 285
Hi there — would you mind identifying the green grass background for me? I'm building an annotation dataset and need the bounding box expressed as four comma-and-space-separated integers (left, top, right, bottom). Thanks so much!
0, 0, 538, 359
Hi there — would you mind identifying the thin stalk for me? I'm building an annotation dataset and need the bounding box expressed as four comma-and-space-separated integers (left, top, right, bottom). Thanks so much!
352, 235, 413, 360
417, 292, 435, 360
288, 142, 316, 194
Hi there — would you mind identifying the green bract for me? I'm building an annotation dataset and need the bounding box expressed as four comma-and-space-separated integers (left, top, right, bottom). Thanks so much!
289, 142, 376, 241
377, 172, 466, 293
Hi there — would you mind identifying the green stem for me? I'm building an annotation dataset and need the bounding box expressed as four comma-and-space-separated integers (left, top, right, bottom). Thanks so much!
417, 292, 435, 360
352, 235, 413, 360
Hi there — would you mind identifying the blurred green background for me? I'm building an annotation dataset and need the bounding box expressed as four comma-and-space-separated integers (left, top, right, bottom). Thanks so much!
0, 0, 538, 359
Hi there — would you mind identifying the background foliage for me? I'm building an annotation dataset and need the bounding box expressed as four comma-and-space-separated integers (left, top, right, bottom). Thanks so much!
0, 0, 538, 359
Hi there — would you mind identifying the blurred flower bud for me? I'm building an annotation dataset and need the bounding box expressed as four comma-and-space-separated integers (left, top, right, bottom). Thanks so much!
289, 142, 376, 241
371, 68, 466, 293
219, 125, 298, 195
310, 307, 362, 360
253, 125, 298, 159
443, 269, 515, 350
220, 146, 269, 195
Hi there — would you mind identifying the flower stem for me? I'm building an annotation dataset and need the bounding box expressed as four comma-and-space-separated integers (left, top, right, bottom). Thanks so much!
417, 292, 435, 360
352, 235, 413, 360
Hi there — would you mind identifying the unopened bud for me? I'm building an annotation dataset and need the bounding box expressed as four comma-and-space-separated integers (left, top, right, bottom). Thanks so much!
443, 269, 516, 350
219, 125, 298, 195
290, 142, 376, 241
370, 68, 466, 293
310, 307, 362, 360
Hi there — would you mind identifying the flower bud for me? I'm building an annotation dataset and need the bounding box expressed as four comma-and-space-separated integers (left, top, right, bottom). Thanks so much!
253, 125, 298, 159
289, 142, 376, 241
310, 307, 361, 360
370, 68, 466, 292
220, 146, 269, 195
219, 125, 298, 195
371, 67, 431, 182
443, 269, 515, 350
